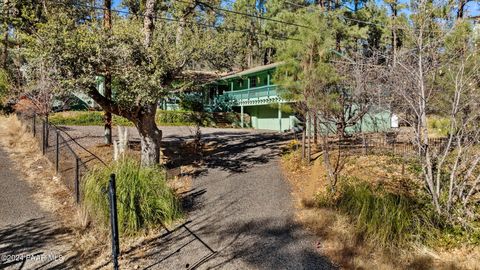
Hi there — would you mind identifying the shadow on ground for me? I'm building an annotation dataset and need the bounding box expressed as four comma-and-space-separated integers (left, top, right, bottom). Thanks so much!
121, 179, 335, 269
122, 208, 335, 269
163, 132, 292, 174
0, 218, 79, 269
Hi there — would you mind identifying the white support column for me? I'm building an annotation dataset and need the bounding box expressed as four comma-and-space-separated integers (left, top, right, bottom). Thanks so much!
241, 105, 244, 128
230, 81, 233, 91
267, 74, 271, 97
278, 102, 282, 132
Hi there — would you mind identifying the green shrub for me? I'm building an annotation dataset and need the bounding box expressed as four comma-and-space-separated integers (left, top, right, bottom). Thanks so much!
179, 93, 204, 112
49, 111, 132, 126
318, 180, 440, 247
49, 110, 242, 127
0, 68, 9, 101
156, 110, 194, 125
82, 157, 182, 235
427, 116, 450, 137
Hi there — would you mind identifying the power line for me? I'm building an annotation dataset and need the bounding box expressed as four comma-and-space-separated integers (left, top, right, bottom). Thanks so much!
56, 1, 300, 41
173, 0, 311, 29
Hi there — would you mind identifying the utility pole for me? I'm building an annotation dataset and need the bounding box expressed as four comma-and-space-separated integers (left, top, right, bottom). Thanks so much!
103, 0, 113, 145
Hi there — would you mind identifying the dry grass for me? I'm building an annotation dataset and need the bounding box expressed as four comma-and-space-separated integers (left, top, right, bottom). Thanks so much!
0, 115, 73, 219
0, 115, 200, 269
281, 145, 480, 270
0, 115, 113, 267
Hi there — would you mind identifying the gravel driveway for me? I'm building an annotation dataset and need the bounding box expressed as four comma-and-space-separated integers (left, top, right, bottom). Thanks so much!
60, 125, 334, 269
163, 132, 334, 270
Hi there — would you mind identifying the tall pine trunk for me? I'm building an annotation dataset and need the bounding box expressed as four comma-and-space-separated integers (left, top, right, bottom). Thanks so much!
103, 0, 113, 144
2, 0, 9, 69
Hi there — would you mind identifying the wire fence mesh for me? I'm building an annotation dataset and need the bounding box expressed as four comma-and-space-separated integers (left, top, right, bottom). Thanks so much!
16, 112, 102, 204
306, 132, 447, 158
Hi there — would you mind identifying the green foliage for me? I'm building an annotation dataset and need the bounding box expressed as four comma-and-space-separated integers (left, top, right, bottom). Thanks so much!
179, 93, 204, 112
25, 3, 237, 108
316, 179, 440, 247
209, 94, 236, 112
427, 116, 450, 138
48, 110, 245, 127
156, 110, 197, 125
82, 156, 182, 235
49, 111, 132, 126
0, 68, 10, 101
49, 111, 195, 126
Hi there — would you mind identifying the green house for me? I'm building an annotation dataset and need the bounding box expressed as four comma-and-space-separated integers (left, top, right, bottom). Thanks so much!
205, 63, 296, 131
203, 62, 394, 133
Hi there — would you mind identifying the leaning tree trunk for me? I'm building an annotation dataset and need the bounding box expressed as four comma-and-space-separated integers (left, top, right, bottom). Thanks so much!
135, 104, 162, 166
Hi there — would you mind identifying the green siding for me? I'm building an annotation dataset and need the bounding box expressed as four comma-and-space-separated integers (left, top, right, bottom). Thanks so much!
244, 105, 293, 131
312, 110, 392, 135
224, 70, 272, 91
208, 64, 393, 134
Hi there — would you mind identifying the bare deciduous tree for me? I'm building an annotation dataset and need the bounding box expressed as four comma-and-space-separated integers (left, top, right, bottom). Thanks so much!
388, 0, 480, 218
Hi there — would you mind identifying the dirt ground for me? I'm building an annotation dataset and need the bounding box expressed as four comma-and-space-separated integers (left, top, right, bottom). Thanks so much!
0, 116, 84, 269
281, 146, 480, 270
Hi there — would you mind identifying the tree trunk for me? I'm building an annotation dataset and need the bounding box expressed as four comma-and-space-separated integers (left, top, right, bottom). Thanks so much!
306, 112, 311, 163
457, 0, 466, 19
313, 112, 318, 145
136, 0, 161, 167
103, 75, 112, 144
103, 0, 113, 144
301, 126, 306, 160
143, 0, 156, 47
2, 0, 9, 70
135, 104, 162, 166
390, 1, 398, 67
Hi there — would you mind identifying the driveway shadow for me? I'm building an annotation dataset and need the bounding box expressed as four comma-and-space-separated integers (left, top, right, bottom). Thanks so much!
197, 217, 336, 270
163, 132, 292, 174
0, 218, 79, 269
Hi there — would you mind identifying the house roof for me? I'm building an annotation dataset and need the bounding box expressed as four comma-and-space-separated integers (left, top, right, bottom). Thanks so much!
218, 62, 283, 81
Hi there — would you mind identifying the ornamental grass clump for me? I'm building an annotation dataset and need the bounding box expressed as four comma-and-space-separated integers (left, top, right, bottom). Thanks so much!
83, 156, 182, 235
317, 180, 440, 248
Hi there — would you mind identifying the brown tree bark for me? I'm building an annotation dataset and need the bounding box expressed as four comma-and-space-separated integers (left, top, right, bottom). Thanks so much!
103, 0, 113, 145
457, 0, 466, 19
143, 0, 156, 47
2, 0, 9, 70
389, 0, 398, 67
92, 0, 163, 166
137, 0, 162, 166
135, 103, 162, 166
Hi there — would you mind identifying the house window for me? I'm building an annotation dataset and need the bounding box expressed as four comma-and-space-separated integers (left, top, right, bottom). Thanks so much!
250, 76, 257, 88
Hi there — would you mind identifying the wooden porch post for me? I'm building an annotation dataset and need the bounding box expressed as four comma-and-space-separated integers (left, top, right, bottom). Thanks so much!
241, 105, 244, 128
278, 102, 282, 132
267, 73, 271, 97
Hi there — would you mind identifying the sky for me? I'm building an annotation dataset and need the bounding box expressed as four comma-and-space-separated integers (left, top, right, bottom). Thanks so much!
111, 0, 479, 18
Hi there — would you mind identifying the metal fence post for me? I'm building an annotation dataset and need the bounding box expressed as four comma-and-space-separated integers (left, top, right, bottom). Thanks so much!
55, 130, 59, 173
75, 157, 80, 204
109, 174, 120, 270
